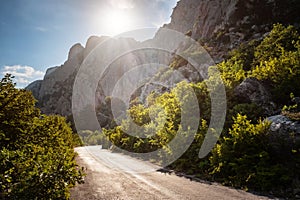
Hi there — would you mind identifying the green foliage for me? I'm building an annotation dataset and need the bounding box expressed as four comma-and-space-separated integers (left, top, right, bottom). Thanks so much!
218, 60, 246, 88
250, 40, 300, 102
251, 24, 300, 103
128, 104, 151, 126
217, 40, 258, 88
207, 24, 300, 196
189, 81, 211, 121
229, 103, 264, 123
104, 83, 183, 154
282, 93, 300, 121
218, 24, 300, 105
104, 81, 203, 157
210, 115, 271, 189
0, 74, 40, 148
170, 119, 211, 178
0, 74, 84, 199
79, 130, 111, 148
210, 114, 299, 194
229, 40, 259, 70
101, 24, 300, 198
254, 24, 299, 64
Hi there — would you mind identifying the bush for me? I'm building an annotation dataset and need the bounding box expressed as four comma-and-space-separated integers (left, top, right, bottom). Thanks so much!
209, 114, 299, 195
250, 41, 300, 102
101, 24, 300, 197
0, 74, 84, 199
254, 24, 299, 64
79, 130, 111, 148
218, 24, 300, 104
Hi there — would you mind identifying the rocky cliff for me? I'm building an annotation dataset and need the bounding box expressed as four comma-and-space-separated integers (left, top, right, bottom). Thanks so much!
26, 35, 174, 128
167, 0, 299, 39
163, 0, 300, 61
26, 0, 300, 128
26, 37, 125, 116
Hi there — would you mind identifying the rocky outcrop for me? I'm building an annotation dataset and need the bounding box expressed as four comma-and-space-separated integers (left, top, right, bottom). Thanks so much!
26, 0, 300, 129
68, 43, 84, 60
268, 115, 300, 135
26, 35, 174, 128
26, 80, 42, 100
234, 78, 270, 104
168, 0, 300, 39
25, 36, 133, 117
234, 78, 277, 115
162, 0, 300, 60
84, 36, 109, 58
35, 42, 85, 116
267, 115, 300, 160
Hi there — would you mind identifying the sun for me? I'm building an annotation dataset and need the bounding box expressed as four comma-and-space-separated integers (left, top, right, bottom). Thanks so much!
102, 9, 133, 36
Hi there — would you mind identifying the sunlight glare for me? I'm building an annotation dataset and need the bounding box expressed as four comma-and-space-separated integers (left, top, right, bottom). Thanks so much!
102, 9, 133, 36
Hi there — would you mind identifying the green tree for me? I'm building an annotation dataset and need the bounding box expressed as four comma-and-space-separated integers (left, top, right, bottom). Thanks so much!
0, 74, 40, 148
0, 74, 84, 199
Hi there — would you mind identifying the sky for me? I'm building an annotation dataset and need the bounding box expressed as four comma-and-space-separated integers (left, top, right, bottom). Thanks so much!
0, 0, 178, 87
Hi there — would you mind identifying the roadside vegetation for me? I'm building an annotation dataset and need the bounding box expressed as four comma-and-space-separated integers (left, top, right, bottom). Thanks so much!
0, 74, 84, 199
99, 24, 300, 198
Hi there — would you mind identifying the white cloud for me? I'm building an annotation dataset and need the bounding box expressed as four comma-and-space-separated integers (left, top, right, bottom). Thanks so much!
16, 77, 30, 84
1, 65, 44, 87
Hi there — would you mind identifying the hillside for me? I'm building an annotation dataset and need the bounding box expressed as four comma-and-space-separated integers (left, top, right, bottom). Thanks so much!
25, 0, 300, 198
164, 0, 300, 60
26, 0, 300, 122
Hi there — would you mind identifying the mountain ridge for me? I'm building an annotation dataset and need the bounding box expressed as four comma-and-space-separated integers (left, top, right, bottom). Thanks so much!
26, 0, 300, 124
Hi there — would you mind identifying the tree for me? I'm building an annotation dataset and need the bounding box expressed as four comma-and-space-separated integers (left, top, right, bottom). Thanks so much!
0, 74, 84, 199
0, 74, 40, 148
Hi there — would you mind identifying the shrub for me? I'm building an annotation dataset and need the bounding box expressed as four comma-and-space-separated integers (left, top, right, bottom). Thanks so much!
209, 114, 299, 195
254, 24, 299, 64
0, 74, 84, 199
250, 41, 300, 102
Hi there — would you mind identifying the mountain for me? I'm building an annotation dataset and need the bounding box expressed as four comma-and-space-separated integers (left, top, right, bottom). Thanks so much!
26, 0, 300, 128
162, 0, 299, 61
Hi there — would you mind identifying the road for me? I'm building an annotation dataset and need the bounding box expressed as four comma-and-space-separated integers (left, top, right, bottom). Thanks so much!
71, 146, 273, 200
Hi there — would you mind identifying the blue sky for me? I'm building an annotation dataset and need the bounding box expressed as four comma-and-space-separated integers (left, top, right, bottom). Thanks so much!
0, 0, 178, 87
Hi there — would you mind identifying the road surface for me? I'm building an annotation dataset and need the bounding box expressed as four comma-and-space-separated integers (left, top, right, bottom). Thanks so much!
71, 146, 273, 200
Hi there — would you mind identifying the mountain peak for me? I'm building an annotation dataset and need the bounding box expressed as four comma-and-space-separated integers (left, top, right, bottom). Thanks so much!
68, 43, 84, 60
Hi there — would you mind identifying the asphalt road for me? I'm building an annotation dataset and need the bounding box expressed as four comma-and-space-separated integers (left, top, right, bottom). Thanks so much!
71, 146, 273, 200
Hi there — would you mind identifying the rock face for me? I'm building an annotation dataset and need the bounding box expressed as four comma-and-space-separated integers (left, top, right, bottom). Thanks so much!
26, 36, 173, 128
267, 115, 300, 153
26, 0, 300, 128
25, 39, 99, 116
35, 42, 85, 116
268, 115, 300, 135
26, 80, 42, 100
234, 78, 269, 104
163, 0, 300, 60
234, 78, 277, 114
167, 0, 300, 39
